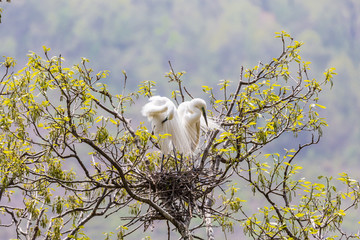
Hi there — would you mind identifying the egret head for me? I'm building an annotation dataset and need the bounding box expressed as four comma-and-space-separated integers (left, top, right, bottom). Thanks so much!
161, 103, 175, 124
192, 98, 208, 126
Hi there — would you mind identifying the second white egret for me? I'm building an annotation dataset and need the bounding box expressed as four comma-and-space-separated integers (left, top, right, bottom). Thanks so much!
177, 98, 209, 152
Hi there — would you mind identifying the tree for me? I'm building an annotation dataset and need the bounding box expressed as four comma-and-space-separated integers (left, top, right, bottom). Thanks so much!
0, 32, 358, 240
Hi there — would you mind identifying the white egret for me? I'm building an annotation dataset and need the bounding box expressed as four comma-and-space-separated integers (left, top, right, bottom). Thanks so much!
177, 98, 209, 152
141, 96, 192, 155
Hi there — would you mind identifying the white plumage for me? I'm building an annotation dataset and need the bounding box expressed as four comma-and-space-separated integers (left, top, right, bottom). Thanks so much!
141, 96, 192, 154
142, 96, 217, 155
177, 98, 209, 152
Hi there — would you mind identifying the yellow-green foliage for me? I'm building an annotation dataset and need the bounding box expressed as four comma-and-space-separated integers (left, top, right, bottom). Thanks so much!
0, 33, 357, 240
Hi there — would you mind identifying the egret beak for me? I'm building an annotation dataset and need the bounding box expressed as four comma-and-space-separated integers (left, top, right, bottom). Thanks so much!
161, 116, 169, 124
201, 107, 208, 126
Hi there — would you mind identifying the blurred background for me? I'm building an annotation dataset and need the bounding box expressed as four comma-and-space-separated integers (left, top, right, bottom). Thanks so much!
1, 0, 359, 239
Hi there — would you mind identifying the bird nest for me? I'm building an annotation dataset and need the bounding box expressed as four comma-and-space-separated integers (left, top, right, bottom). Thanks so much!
137, 168, 218, 224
